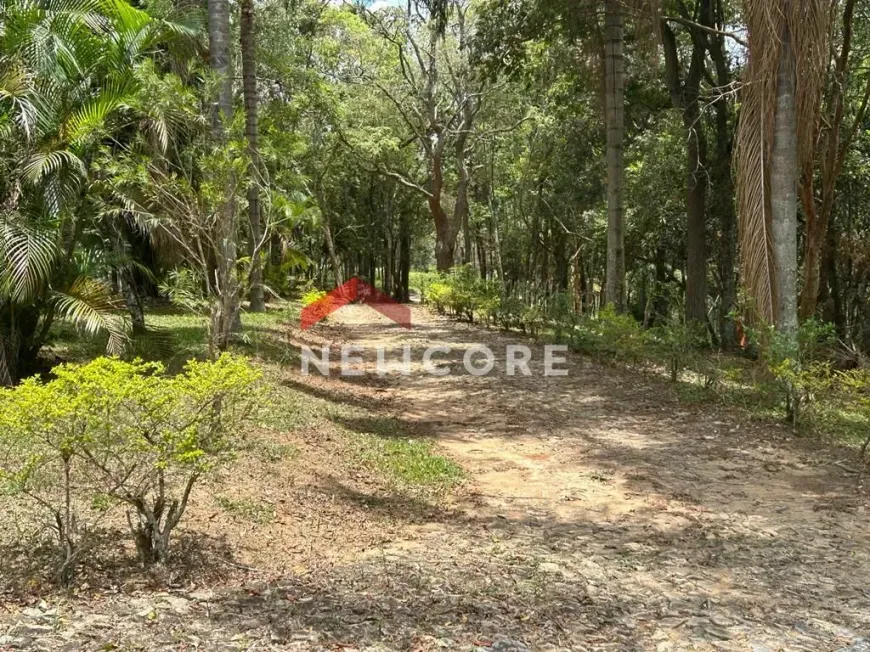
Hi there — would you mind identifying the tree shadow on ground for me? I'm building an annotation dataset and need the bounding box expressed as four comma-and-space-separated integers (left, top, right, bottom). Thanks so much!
315, 474, 458, 524
190, 503, 862, 650
329, 414, 411, 440
280, 375, 394, 411
0, 528, 239, 600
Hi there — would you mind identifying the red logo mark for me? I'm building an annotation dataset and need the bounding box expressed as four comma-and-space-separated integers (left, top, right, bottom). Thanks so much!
300, 277, 412, 331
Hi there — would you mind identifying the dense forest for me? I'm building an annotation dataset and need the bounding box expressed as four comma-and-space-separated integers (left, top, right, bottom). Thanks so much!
3, 0, 870, 648
2, 0, 869, 378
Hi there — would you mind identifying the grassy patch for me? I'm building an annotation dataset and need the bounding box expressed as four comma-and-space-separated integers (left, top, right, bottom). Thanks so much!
49, 305, 465, 495
47, 306, 296, 371
353, 433, 464, 490
214, 496, 277, 524
247, 438, 299, 463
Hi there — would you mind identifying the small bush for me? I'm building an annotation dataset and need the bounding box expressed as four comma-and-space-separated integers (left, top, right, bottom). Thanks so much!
417, 266, 504, 325
476, 280, 503, 326
650, 320, 708, 382
579, 306, 648, 364
837, 369, 870, 461
0, 354, 262, 580
427, 280, 454, 314
409, 271, 440, 301
496, 296, 525, 331
764, 320, 837, 426
301, 289, 328, 306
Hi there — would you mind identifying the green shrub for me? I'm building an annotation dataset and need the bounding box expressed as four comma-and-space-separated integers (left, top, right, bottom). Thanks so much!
445, 265, 478, 321
476, 280, 503, 326
837, 369, 870, 461
650, 320, 708, 382
521, 304, 544, 337
496, 296, 525, 331
301, 289, 328, 306
765, 320, 837, 426
417, 266, 503, 324
427, 280, 454, 314
545, 292, 579, 343
579, 306, 648, 363
0, 354, 262, 579
409, 271, 440, 301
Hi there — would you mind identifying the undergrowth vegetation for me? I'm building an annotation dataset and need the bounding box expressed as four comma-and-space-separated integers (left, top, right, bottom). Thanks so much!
0, 308, 463, 587
417, 268, 870, 458
0, 354, 262, 581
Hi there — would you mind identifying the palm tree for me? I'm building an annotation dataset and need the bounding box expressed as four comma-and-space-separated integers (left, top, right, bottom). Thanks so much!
240, 0, 265, 312
0, 0, 190, 382
736, 0, 829, 333
207, 0, 241, 351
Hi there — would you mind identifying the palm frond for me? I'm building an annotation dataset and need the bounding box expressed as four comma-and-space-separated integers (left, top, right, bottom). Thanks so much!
0, 214, 59, 303
22, 148, 86, 183
735, 75, 777, 323
735, 0, 831, 324
63, 76, 135, 145
51, 276, 127, 354
0, 63, 39, 140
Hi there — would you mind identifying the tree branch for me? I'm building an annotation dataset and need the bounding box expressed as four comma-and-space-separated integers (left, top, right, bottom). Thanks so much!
663, 15, 747, 47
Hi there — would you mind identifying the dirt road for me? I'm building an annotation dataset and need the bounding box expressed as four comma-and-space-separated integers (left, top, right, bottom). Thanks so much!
325, 304, 870, 651
3, 304, 869, 651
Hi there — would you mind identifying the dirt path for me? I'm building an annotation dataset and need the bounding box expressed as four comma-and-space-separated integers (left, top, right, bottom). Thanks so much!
3, 305, 869, 651
326, 305, 870, 651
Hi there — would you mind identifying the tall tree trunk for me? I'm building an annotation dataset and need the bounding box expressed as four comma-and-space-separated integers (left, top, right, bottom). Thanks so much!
461, 207, 472, 265
771, 34, 799, 334
240, 0, 265, 312
683, 102, 708, 324
323, 217, 343, 287
661, 17, 707, 324
706, 0, 737, 349
208, 0, 239, 354
553, 227, 568, 291
799, 0, 860, 319
604, 0, 626, 311
397, 211, 411, 302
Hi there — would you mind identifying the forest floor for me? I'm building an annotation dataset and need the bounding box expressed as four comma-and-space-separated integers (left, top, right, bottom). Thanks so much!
2, 305, 870, 651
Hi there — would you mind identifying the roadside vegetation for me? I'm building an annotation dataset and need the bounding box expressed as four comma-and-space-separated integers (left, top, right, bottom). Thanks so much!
2, 0, 870, 646
0, 308, 463, 589
413, 267, 870, 456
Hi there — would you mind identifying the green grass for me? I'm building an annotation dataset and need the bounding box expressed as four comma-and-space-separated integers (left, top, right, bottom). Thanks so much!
353, 433, 464, 490
214, 495, 277, 524
48, 303, 464, 492
48, 305, 297, 371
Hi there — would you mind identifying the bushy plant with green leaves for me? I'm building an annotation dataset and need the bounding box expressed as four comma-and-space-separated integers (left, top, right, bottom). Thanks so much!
578, 306, 648, 364
475, 280, 503, 326
444, 265, 479, 321
301, 289, 328, 306
0, 354, 262, 578
496, 296, 525, 331
837, 369, 870, 462
419, 266, 503, 324
409, 271, 441, 301
426, 280, 454, 314
545, 293, 579, 344
0, 374, 98, 582
764, 320, 837, 426
650, 320, 708, 382
521, 304, 544, 338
